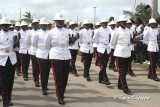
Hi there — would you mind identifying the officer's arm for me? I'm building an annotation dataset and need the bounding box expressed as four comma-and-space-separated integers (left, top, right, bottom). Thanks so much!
92, 30, 99, 44
110, 30, 117, 46
25, 31, 31, 46
44, 32, 52, 49
143, 30, 149, 44
32, 33, 39, 48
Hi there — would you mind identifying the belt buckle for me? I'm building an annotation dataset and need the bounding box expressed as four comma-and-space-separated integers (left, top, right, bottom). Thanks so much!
5, 50, 9, 53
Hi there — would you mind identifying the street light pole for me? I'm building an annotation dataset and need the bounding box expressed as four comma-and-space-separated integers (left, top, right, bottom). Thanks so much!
152, 0, 158, 18
93, 7, 96, 25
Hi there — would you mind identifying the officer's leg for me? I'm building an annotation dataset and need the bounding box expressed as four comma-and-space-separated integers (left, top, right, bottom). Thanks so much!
0, 64, 9, 106
26, 53, 30, 77
20, 53, 26, 79
32, 55, 40, 83
50, 59, 64, 99
62, 60, 70, 96
38, 58, 47, 92
109, 49, 115, 69
15, 51, 21, 75
98, 52, 103, 83
6, 58, 15, 102
88, 53, 93, 71
69, 49, 74, 74
148, 52, 156, 79
46, 59, 51, 89
82, 53, 88, 78
72, 50, 78, 74
116, 57, 129, 90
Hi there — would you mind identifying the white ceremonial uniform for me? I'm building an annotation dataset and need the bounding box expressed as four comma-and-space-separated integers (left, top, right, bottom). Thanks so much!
143, 27, 159, 52
93, 29, 98, 48
68, 29, 79, 50
79, 28, 93, 53
19, 30, 29, 54
32, 29, 49, 59
25, 29, 39, 55
45, 27, 71, 60
110, 27, 131, 58
0, 30, 17, 66
129, 28, 135, 51
93, 26, 111, 54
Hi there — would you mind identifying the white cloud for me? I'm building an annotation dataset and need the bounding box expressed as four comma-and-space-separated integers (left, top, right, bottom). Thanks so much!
0, 0, 155, 23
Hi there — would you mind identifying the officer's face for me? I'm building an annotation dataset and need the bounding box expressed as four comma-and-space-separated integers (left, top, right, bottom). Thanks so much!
41, 24, 47, 30
101, 22, 108, 28
84, 24, 90, 29
111, 25, 115, 29
150, 23, 158, 28
32, 22, 39, 30
126, 23, 132, 28
2, 24, 10, 31
15, 26, 21, 31
95, 25, 101, 29
55, 20, 64, 28
21, 25, 28, 31
70, 24, 76, 29
119, 21, 126, 28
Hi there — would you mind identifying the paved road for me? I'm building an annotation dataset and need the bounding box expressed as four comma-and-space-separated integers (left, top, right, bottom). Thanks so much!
1, 56, 160, 107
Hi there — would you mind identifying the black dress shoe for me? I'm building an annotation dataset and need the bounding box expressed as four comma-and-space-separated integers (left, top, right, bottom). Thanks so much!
86, 77, 91, 81
3, 104, 9, 107
113, 68, 117, 72
74, 73, 79, 77
24, 77, 28, 81
99, 80, 105, 84
9, 101, 13, 106
129, 72, 135, 77
42, 90, 47, 95
58, 98, 65, 105
148, 76, 153, 79
153, 77, 160, 82
123, 88, 131, 94
35, 81, 39, 87
105, 81, 111, 85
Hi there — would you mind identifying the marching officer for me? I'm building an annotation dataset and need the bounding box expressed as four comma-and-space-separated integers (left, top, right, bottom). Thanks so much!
93, 17, 111, 85
45, 13, 77, 105
126, 20, 136, 76
110, 15, 131, 94
32, 18, 50, 95
25, 19, 40, 87
79, 19, 94, 81
14, 22, 21, 76
143, 18, 160, 81
0, 17, 17, 107
19, 21, 30, 81
109, 20, 117, 72
69, 21, 79, 76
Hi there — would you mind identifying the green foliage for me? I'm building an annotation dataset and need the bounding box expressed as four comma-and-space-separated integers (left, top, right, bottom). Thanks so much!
23, 12, 32, 23
123, 2, 151, 24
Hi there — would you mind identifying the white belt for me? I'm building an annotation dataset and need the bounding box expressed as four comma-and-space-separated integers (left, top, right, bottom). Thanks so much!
38, 46, 46, 50
0, 49, 14, 53
82, 42, 92, 45
149, 41, 157, 44
117, 43, 131, 47
52, 45, 68, 48
99, 42, 109, 45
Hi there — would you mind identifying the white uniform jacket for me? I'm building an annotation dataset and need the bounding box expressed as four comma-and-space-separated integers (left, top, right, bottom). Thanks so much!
25, 29, 39, 56
110, 27, 131, 58
0, 30, 17, 66
79, 28, 93, 54
45, 27, 71, 60
143, 27, 159, 52
19, 30, 29, 54
32, 29, 49, 59
93, 27, 111, 54
68, 29, 79, 50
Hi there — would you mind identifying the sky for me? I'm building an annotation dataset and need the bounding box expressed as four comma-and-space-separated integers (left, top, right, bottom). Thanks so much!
0, 0, 159, 24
